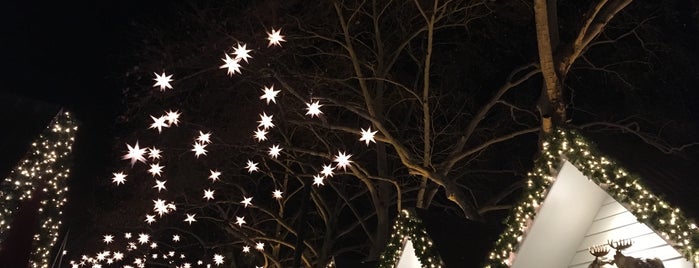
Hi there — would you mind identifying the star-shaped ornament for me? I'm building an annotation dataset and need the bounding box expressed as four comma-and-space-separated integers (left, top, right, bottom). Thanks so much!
245, 160, 259, 173
213, 254, 224, 265
220, 54, 241, 76
235, 216, 246, 227
172, 235, 180, 242
242, 246, 250, 253
122, 142, 147, 166
313, 175, 325, 186
253, 129, 268, 142
148, 163, 164, 177
165, 110, 181, 126
240, 197, 253, 208
267, 28, 285, 47
103, 234, 114, 244
153, 180, 167, 192
203, 189, 215, 200
148, 147, 161, 160
272, 189, 283, 199
260, 85, 280, 104
258, 112, 274, 130
255, 242, 265, 250
320, 164, 334, 178
153, 72, 174, 91
232, 43, 252, 63
192, 142, 208, 158
334, 151, 352, 170
305, 101, 323, 117
184, 214, 197, 225
111, 172, 127, 185
359, 127, 378, 145
268, 144, 282, 159
196, 131, 212, 144
149, 115, 169, 133
209, 170, 221, 182
138, 233, 150, 244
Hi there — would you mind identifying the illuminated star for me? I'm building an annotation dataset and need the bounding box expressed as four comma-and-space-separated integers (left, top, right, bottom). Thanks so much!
258, 112, 274, 130
320, 164, 334, 178
172, 235, 180, 242
113, 252, 124, 261
138, 233, 150, 244
124, 233, 132, 239
232, 43, 252, 63
209, 170, 221, 182
272, 189, 283, 199
240, 196, 253, 208
235, 216, 246, 227
305, 101, 323, 117
192, 142, 208, 158
153, 179, 167, 192
220, 53, 241, 76
213, 254, 224, 265
203, 189, 215, 200
268, 144, 282, 159
148, 147, 161, 160
111, 172, 127, 185
149, 115, 169, 133
253, 128, 268, 142
334, 151, 352, 170
122, 142, 147, 166
153, 72, 173, 91
103, 234, 114, 244
153, 199, 172, 216
313, 175, 324, 186
360, 127, 378, 146
267, 28, 285, 47
148, 163, 164, 177
145, 214, 155, 224
165, 110, 181, 126
260, 85, 280, 104
255, 242, 265, 250
184, 214, 197, 225
242, 246, 250, 253
245, 160, 259, 173
150, 242, 158, 249
196, 131, 212, 144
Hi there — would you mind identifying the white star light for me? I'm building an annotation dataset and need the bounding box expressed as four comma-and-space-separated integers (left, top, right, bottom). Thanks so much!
235, 216, 246, 227
192, 142, 208, 158
245, 160, 259, 173
111, 172, 127, 185
232, 43, 252, 63
313, 175, 325, 186
153, 199, 171, 216
172, 235, 180, 242
148, 147, 161, 160
305, 101, 323, 118
184, 214, 197, 225
138, 233, 150, 244
260, 85, 280, 104
220, 53, 242, 76
149, 115, 169, 133
203, 189, 215, 200
153, 72, 173, 91
103, 234, 114, 244
213, 254, 224, 265
268, 144, 282, 159
196, 131, 212, 144
320, 164, 334, 178
255, 242, 265, 250
153, 180, 167, 192
209, 170, 221, 182
240, 197, 253, 208
258, 112, 274, 130
242, 246, 250, 253
145, 214, 156, 224
125, 233, 132, 239
148, 163, 164, 177
267, 28, 285, 47
360, 127, 378, 145
122, 142, 147, 166
253, 128, 268, 142
272, 189, 283, 199
165, 110, 181, 126
334, 151, 352, 170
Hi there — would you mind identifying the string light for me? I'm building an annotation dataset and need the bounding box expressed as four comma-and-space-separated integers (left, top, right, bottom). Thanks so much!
378, 209, 444, 268
485, 128, 699, 267
0, 111, 78, 268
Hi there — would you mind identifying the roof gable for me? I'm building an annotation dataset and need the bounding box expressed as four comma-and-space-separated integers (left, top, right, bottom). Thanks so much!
379, 209, 444, 268
485, 128, 699, 267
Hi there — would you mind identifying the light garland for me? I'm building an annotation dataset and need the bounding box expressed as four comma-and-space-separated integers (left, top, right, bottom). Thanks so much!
378, 209, 444, 268
485, 128, 699, 267
0, 111, 78, 268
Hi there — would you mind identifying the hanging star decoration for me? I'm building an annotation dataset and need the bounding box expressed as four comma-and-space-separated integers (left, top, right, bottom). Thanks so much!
213, 254, 224, 265
153, 180, 167, 192
268, 144, 282, 159
111, 172, 127, 185
245, 160, 259, 173
253, 128, 268, 142
203, 189, 215, 201
122, 142, 147, 166
334, 151, 352, 170
255, 242, 265, 251
153, 72, 173, 91
138, 234, 150, 244
240, 197, 253, 208
320, 164, 334, 178
103, 235, 114, 244
242, 246, 251, 253
208, 170, 221, 182
164, 110, 181, 126
272, 190, 283, 199
232, 43, 252, 63
313, 175, 325, 186
148, 147, 161, 160
191, 142, 208, 158
235, 216, 246, 227
359, 127, 378, 146
196, 131, 212, 144
305, 101, 323, 118
266, 28, 285, 47
220, 54, 241, 76
149, 115, 169, 133
145, 214, 156, 224
184, 214, 197, 225
258, 112, 274, 129
148, 163, 164, 177
260, 85, 280, 104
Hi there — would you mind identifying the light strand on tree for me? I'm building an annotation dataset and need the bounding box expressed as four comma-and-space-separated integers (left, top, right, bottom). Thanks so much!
484, 128, 699, 267
0, 111, 78, 268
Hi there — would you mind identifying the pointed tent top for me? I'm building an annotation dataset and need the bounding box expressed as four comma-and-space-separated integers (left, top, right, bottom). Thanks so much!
485, 128, 699, 267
